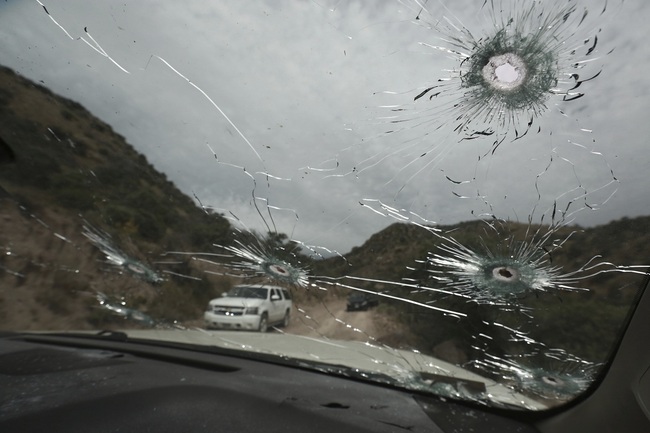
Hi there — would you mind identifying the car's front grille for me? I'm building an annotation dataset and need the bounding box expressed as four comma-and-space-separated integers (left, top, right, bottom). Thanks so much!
212, 306, 245, 316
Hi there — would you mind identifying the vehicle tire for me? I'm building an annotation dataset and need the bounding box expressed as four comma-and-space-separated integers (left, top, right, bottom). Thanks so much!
281, 310, 290, 327
258, 313, 268, 332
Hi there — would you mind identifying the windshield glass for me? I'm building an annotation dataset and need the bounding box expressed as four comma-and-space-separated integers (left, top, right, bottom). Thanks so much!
1, 0, 648, 411
226, 287, 267, 299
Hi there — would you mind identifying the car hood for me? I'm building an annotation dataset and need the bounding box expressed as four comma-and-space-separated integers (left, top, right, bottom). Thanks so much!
114, 329, 546, 410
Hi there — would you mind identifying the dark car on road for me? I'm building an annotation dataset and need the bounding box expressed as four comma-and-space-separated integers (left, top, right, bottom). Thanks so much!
346, 292, 379, 311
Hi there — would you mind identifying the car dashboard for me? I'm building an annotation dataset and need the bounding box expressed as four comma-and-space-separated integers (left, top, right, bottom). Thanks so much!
0, 332, 538, 433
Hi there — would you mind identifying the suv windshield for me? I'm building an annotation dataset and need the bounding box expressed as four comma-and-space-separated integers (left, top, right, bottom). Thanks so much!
0, 0, 648, 412
226, 287, 268, 299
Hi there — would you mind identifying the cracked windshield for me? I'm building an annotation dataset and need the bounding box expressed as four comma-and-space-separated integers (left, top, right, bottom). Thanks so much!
1, 0, 649, 410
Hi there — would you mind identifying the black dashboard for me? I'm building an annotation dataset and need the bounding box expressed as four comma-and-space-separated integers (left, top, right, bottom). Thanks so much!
0, 333, 537, 433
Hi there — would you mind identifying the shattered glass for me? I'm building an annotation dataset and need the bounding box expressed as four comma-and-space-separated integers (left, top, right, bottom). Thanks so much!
1, 0, 649, 410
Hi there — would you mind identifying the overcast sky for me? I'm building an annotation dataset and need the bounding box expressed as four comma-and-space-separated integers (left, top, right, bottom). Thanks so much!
1, 0, 649, 254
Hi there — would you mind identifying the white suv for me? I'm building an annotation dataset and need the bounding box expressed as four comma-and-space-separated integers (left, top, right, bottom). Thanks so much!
204, 284, 292, 332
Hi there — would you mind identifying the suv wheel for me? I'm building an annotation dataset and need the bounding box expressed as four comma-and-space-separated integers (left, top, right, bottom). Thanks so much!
258, 313, 268, 333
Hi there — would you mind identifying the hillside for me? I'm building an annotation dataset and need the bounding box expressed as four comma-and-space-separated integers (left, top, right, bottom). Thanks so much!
314, 216, 650, 362
0, 65, 234, 329
318, 216, 650, 296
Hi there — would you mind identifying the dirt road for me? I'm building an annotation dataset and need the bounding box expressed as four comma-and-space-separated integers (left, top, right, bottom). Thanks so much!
282, 298, 408, 346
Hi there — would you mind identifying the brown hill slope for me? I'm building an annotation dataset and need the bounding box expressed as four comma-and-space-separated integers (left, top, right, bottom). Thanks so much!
0, 65, 233, 329
314, 216, 650, 362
